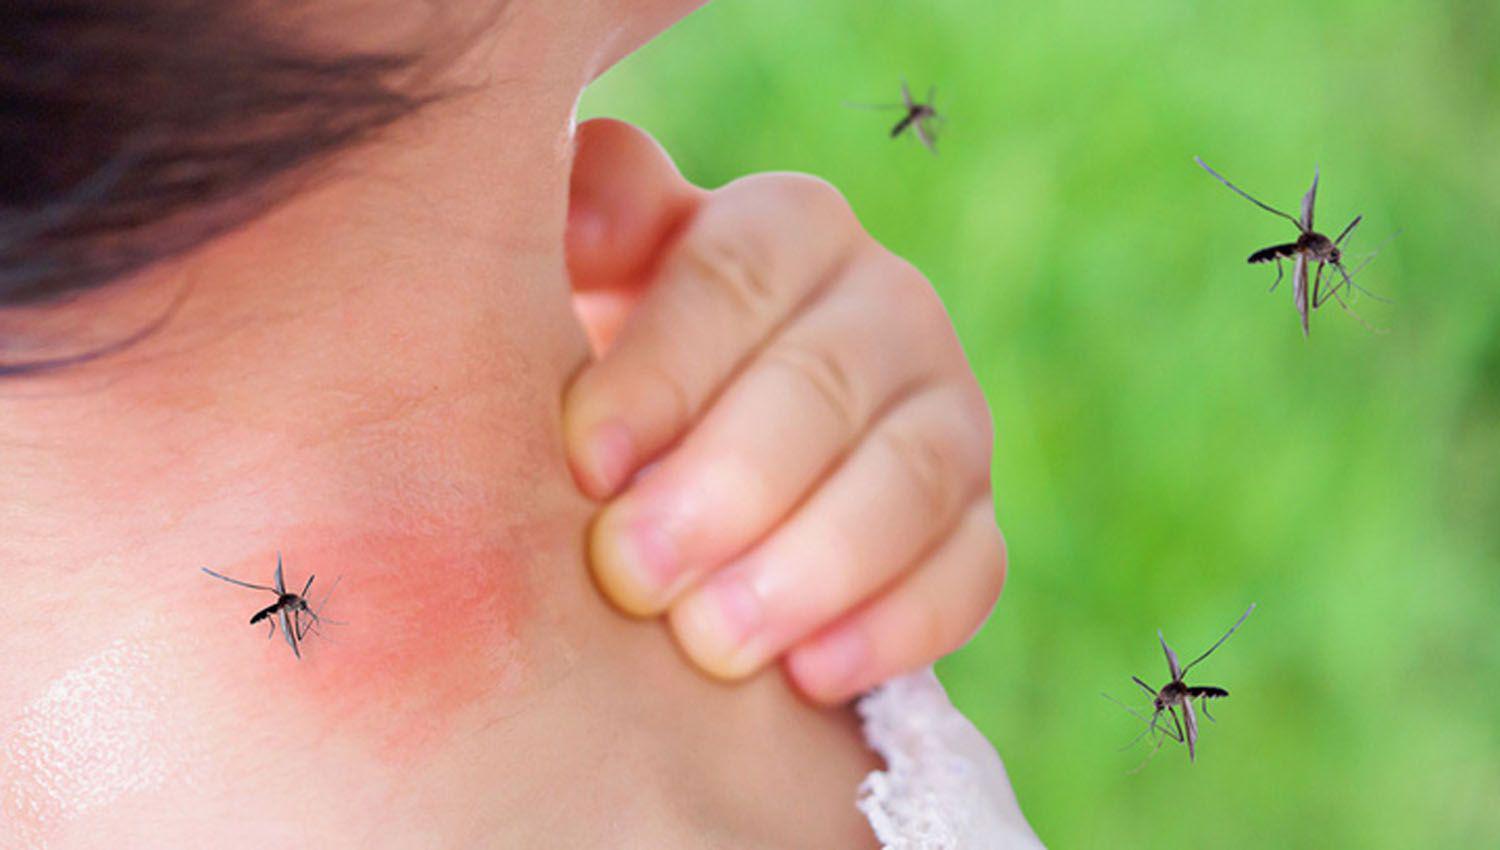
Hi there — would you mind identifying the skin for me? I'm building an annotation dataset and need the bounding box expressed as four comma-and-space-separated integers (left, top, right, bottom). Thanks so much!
566, 120, 1006, 703
1, 0, 1013, 845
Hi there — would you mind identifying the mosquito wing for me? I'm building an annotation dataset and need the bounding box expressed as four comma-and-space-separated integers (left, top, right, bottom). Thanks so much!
1301, 166, 1319, 233
1293, 253, 1310, 337
901, 78, 914, 109
279, 607, 301, 659
273, 552, 288, 594
1158, 630, 1183, 681
914, 118, 937, 154
1182, 698, 1199, 762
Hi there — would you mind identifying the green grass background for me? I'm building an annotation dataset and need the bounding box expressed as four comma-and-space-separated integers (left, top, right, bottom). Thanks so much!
581, 2, 1500, 846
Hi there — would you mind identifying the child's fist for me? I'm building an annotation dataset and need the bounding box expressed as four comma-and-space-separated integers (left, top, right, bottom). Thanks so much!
564, 119, 1005, 704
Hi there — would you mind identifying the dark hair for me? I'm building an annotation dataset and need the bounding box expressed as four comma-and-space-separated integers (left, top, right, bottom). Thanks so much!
1, 1, 461, 373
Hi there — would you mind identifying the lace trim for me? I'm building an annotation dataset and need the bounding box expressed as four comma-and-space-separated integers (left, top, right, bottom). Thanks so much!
856, 670, 1045, 849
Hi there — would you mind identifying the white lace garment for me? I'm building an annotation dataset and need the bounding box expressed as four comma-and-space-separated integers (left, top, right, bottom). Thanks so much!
856, 669, 1046, 849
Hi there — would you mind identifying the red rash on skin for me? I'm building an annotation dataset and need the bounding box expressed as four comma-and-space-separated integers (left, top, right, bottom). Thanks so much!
197, 526, 538, 765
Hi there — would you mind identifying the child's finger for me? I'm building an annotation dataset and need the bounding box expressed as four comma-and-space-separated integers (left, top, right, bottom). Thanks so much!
567, 119, 702, 356
567, 119, 700, 296
586, 251, 953, 616
564, 174, 861, 498
665, 384, 994, 679
784, 499, 1007, 704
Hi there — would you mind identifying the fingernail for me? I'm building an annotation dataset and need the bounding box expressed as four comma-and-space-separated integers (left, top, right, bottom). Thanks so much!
594, 507, 681, 614
791, 626, 869, 698
676, 574, 765, 675
585, 420, 635, 494
710, 576, 765, 645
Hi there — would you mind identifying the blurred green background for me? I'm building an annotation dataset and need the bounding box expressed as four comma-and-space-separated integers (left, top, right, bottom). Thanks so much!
580, 1, 1499, 847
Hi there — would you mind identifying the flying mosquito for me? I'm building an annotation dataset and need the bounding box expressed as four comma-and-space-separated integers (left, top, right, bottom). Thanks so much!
1196, 157, 1386, 337
844, 80, 942, 154
1107, 603, 1255, 766
201, 553, 342, 659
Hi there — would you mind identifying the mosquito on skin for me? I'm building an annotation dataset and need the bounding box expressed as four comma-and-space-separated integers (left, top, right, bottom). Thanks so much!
1105, 603, 1255, 768
202, 552, 342, 659
1196, 157, 1390, 336
844, 79, 943, 154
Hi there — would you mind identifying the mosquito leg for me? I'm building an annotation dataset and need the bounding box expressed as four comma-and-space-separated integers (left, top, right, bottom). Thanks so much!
1101, 693, 1169, 750
266, 620, 276, 640
298, 607, 331, 641
1193, 158, 1303, 227
201, 567, 277, 594
1334, 214, 1363, 247
1334, 261, 1388, 304
1200, 699, 1216, 723
1128, 732, 1169, 775
1310, 261, 1330, 308
1312, 262, 1383, 331
1331, 287, 1383, 334
1180, 604, 1256, 676
1151, 710, 1183, 743
1319, 260, 1386, 312
1268, 258, 1285, 293
1169, 706, 1186, 746
1314, 262, 1349, 310
1338, 229, 1400, 302
309, 576, 345, 626
841, 101, 906, 110
1119, 715, 1158, 751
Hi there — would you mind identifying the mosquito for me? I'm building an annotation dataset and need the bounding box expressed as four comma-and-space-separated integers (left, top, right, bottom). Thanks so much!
845, 80, 942, 154
1196, 157, 1386, 337
1108, 603, 1255, 766
201, 553, 342, 659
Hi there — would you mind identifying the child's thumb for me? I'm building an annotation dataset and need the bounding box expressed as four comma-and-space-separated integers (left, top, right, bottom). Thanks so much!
567, 118, 701, 295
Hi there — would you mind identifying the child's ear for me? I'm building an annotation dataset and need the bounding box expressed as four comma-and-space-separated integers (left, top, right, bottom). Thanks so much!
567, 118, 702, 355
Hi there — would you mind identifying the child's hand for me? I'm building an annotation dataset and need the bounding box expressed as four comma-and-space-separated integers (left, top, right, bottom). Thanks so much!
564, 119, 1004, 704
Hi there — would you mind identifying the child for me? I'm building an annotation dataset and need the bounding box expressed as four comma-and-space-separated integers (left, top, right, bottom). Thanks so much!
0, 1, 1040, 846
